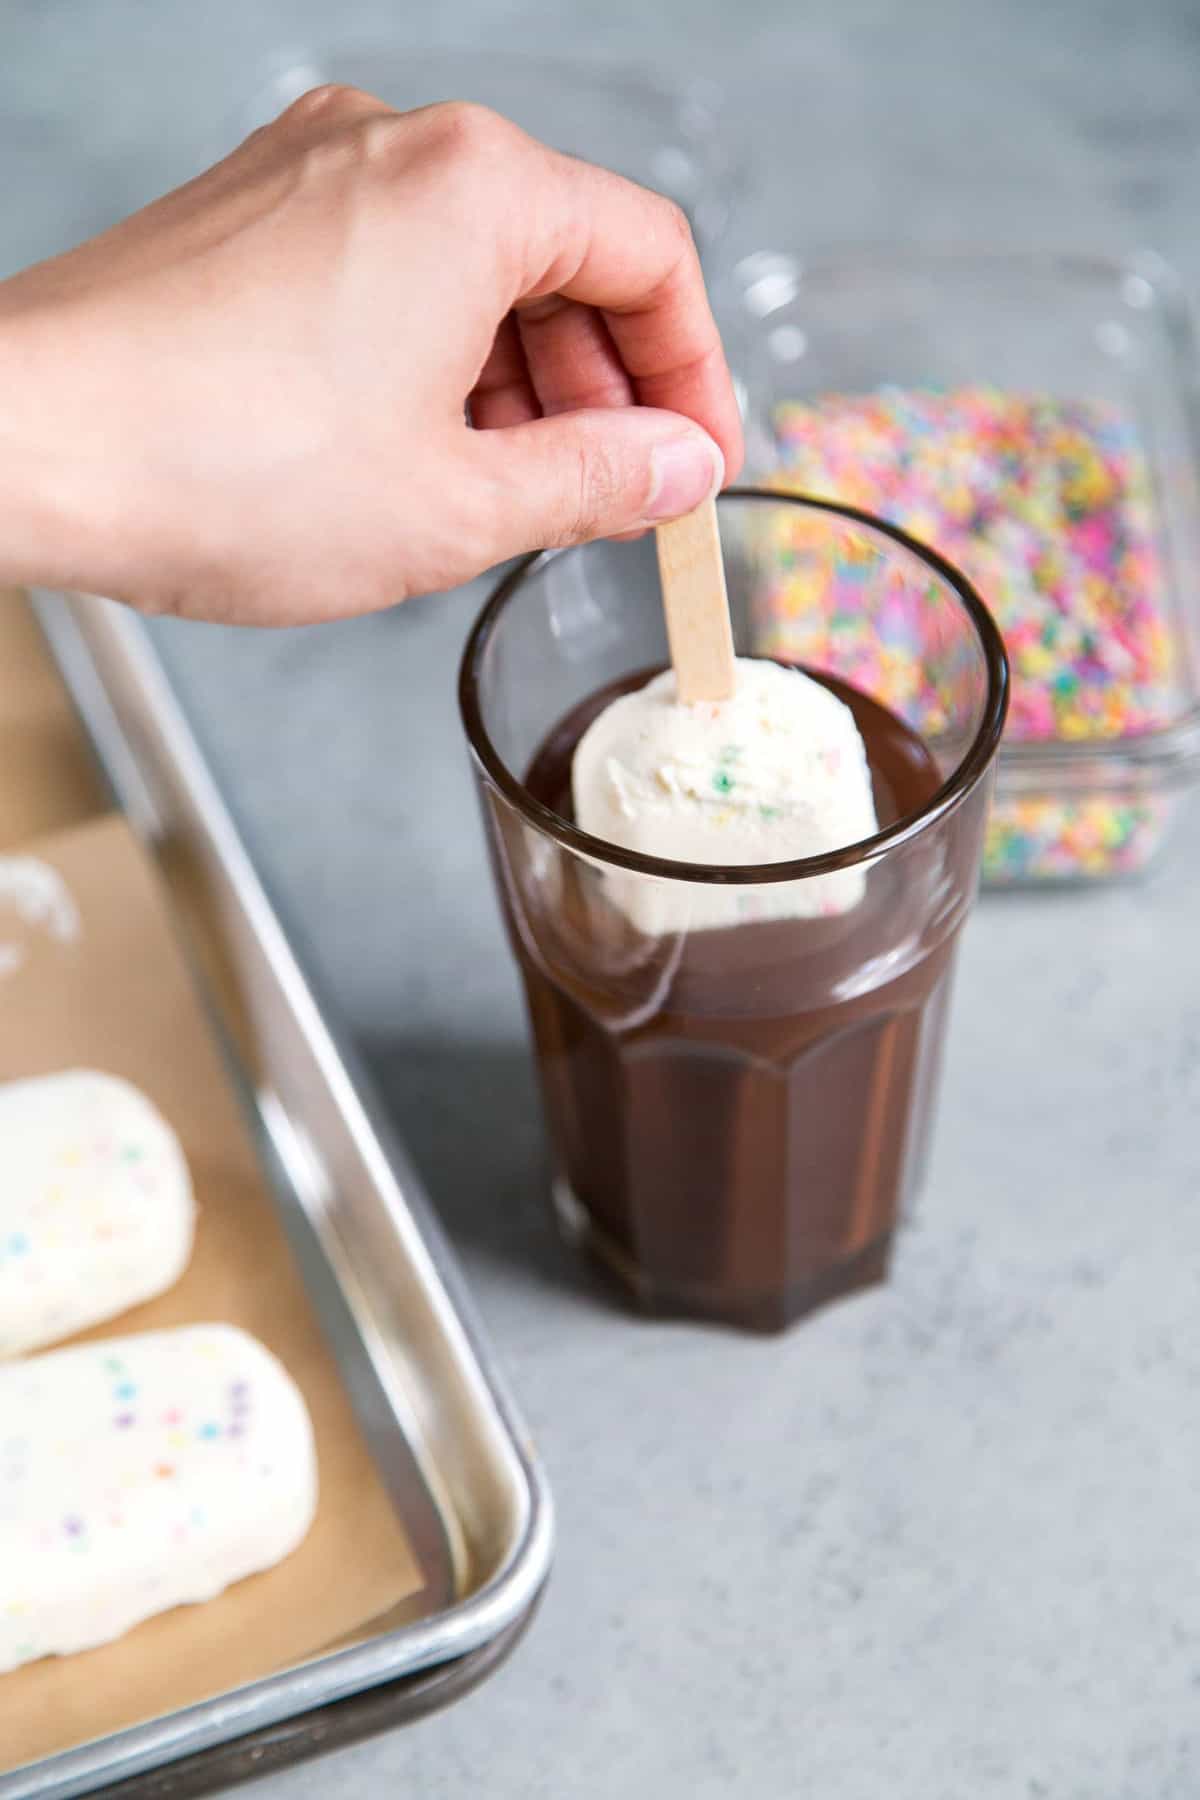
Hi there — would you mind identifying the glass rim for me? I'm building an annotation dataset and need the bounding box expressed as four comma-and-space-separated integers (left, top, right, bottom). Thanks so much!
458, 487, 1010, 887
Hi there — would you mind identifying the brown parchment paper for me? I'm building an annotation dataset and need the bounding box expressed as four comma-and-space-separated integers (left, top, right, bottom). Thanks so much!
0, 591, 106, 850
1, 812, 425, 1770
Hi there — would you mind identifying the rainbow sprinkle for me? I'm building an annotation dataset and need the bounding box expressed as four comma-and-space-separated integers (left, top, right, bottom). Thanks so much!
761, 387, 1179, 882
0, 1325, 315, 1672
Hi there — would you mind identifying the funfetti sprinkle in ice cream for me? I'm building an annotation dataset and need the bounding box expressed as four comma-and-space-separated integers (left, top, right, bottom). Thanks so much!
571, 656, 879, 932
0, 1324, 317, 1671
0, 1070, 195, 1357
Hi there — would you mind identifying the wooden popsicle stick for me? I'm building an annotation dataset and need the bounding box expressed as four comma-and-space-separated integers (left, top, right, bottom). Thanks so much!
655, 498, 737, 704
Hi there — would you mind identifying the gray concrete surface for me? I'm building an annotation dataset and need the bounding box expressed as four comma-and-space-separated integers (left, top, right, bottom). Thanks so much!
6, 3, 1200, 1795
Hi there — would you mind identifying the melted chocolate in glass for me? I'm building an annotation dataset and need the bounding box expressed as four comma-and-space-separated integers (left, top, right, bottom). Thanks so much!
516, 668, 960, 1331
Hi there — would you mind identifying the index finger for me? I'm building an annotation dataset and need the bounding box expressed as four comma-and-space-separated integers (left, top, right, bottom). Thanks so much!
512, 152, 744, 481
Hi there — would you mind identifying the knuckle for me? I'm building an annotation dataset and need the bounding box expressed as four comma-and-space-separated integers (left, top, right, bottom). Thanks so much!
294, 113, 400, 184
357, 113, 407, 167
281, 81, 363, 125
562, 441, 621, 544
658, 196, 696, 255
427, 99, 515, 161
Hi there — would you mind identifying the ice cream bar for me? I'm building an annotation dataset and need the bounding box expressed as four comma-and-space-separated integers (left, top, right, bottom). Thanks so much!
0, 1070, 194, 1357
0, 1324, 318, 1671
571, 655, 879, 932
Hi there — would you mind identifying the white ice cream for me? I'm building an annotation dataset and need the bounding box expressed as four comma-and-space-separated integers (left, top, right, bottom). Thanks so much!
0, 1071, 195, 1357
572, 657, 879, 933
0, 1324, 317, 1671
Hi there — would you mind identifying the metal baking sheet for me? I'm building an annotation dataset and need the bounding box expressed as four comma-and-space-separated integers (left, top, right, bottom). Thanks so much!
11, 590, 553, 1800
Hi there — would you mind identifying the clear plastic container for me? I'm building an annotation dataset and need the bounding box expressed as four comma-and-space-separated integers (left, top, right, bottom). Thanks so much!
721, 249, 1200, 885
240, 49, 739, 260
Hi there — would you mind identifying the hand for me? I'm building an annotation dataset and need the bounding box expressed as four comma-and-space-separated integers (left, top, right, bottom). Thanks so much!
0, 87, 742, 624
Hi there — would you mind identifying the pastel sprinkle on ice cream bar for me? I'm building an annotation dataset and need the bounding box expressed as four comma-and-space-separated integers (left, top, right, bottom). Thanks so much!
572, 656, 879, 933
0, 1070, 194, 1358
0, 1324, 318, 1671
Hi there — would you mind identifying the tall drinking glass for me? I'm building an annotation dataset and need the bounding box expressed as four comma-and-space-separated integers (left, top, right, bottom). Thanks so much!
460, 491, 1008, 1330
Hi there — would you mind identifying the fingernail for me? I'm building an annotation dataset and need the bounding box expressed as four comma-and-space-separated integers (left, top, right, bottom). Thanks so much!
644, 435, 725, 523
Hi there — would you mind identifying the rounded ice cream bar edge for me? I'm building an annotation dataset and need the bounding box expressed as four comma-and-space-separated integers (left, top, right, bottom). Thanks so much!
570, 656, 879, 931
0, 1323, 318, 1671
0, 1069, 195, 1358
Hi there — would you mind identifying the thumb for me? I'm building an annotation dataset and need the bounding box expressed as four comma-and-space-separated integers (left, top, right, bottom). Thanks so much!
465, 407, 725, 561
